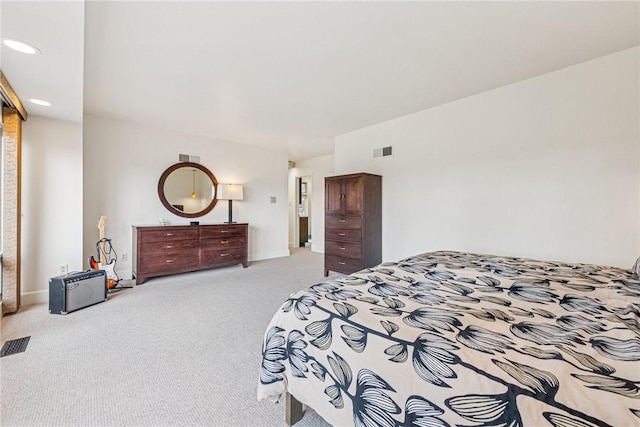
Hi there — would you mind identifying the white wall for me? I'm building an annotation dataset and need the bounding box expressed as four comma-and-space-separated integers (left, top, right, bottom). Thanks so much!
21, 116, 83, 304
83, 115, 290, 279
288, 168, 297, 248
288, 154, 335, 253
335, 47, 639, 268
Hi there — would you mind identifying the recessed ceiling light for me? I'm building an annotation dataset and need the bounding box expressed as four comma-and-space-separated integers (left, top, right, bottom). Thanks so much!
2, 38, 41, 54
29, 98, 51, 107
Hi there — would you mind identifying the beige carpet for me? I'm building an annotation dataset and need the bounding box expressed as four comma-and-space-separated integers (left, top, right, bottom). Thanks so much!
1, 249, 335, 426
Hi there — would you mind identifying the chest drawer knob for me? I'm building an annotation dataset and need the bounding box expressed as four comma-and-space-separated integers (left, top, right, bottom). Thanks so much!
339, 219, 346, 223
166, 259, 175, 263
166, 233, 175, 236
221, 240, 229, 244
220, 253, 229, 257
220, 230, 229, 233
340, 247, 346, 250
166, 245, 174, 249
338, 233, 346, 236
339, 261, 346, 265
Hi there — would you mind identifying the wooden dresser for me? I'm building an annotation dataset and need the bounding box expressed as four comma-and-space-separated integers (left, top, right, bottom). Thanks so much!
132, 223, 248, 285
324, 173, 381, 276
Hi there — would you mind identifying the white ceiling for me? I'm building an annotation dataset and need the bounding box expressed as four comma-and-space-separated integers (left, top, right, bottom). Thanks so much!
1, 1, 84, 123
2, 1, 639, 161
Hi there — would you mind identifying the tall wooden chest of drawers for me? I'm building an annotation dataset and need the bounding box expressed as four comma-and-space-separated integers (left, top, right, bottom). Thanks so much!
324, 173, 381, 276
132, 223, 248, 285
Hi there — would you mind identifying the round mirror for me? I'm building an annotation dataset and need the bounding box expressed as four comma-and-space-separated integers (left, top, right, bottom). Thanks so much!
157, 162, 218, 218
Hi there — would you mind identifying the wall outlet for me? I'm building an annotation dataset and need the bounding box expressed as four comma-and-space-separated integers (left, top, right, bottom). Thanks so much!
58, 264, 68, 275
122, 252, 128, 262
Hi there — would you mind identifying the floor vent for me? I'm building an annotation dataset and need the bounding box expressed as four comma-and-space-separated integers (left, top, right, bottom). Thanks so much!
1, 336, 30, 357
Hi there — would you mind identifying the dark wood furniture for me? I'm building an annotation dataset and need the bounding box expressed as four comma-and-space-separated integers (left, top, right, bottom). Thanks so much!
324, 173, 381, 276
132, 223, 248, 285
299, 217, 308, 247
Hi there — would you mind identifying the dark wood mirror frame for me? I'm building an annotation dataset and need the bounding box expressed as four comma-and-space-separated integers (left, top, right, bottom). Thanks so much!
157, 162, 218, 218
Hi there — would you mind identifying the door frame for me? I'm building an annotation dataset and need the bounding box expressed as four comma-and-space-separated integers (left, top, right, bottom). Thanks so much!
295, 175, 312, 249
1, 71, 27, 314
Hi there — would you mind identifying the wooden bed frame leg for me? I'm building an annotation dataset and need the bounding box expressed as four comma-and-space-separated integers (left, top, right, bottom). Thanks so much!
285, 393, 304, 426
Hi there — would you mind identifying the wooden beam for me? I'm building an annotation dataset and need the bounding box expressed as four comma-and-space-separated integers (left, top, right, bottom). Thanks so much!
2, 107, 22, 314
0, 70, 28, 121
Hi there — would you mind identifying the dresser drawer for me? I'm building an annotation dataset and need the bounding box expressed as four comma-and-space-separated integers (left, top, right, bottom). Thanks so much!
139, 228, 199, 242
201, 236, 247, 250
325, 228, 362, 243
140, 239, 199, 255
200, 225, 246, 239
325, 241, 362, 259
325, 215, 362, 229
325, 254, 363, 274
139, 254, 200, 274
133, 224, 248, 285
201, 248, 246, 266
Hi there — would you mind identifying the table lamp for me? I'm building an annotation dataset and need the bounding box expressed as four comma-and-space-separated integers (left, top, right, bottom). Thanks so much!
217, 184, 244, 223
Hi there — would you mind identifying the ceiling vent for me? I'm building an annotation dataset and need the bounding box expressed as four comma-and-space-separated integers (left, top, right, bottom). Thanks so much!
179, 153, 200, 163
373, 146, 393, 158
288, 161, 296, 169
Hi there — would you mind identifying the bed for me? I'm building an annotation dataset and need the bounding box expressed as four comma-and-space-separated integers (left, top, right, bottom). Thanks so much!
257, 251, 640, 426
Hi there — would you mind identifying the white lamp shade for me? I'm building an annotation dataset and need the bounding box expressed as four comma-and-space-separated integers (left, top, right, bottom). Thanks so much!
217, 184, 244, 200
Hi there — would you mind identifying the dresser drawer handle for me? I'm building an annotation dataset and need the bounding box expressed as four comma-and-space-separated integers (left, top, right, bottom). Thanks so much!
220, 240, 229, 244
166, 259, 175, 263
166, 233, 175, 236
220, 230, 229, 233
339, 247, 346, 250
165, 245, 174, 249
220, 253, 229, 257
339, 220, 346, 223
339, 261, 346, 265
338, 233, 346, 236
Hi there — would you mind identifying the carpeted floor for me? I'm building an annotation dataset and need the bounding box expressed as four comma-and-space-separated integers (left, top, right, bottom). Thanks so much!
1, 249, 335, 426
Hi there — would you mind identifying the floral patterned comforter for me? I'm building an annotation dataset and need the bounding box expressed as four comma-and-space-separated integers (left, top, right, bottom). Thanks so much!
257, 251, 640, 426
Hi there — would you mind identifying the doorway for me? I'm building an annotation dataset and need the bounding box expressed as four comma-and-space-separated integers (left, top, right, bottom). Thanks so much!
297, 176, 312, 249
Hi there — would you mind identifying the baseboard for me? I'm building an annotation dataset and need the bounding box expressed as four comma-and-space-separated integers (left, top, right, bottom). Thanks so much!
21, 290, 48, 306
17, 255, 290, 305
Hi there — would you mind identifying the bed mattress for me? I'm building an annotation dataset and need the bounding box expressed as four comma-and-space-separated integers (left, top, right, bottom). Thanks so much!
258, 251, 640, 426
